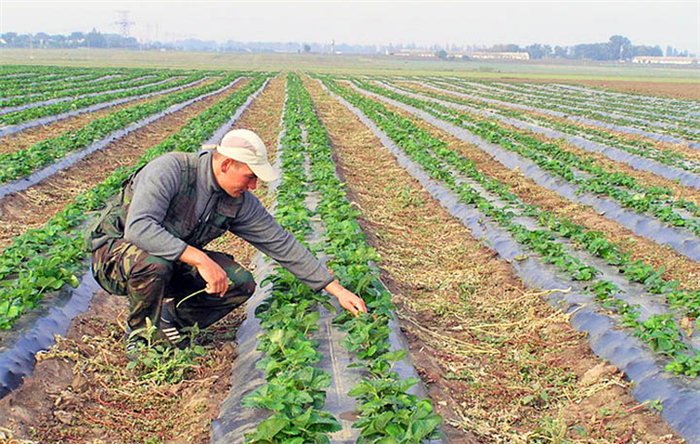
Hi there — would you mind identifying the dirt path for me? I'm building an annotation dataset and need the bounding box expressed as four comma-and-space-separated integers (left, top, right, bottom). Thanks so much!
0, 77, 221, 155
304, 75, 684, 443
354, 84, 700, 290
0, 75, 288, 444
0, 79, 249, 252
541, 79, 700, 102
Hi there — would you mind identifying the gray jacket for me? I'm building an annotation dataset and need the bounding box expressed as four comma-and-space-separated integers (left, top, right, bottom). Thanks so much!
121, 149, 333, 292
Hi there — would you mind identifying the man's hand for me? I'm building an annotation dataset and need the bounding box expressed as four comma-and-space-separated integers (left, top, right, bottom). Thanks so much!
324, 280, 368, 317
180, 246, 229, 296
198, 259, 229, 296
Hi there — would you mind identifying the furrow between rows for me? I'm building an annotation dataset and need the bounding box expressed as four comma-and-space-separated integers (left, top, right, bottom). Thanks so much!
320, 76, 700, 443
354, 81, 700, 264
303, 75, 687, 444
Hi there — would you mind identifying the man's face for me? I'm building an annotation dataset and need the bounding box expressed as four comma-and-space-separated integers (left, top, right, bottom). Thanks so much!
220, 159, 258, 197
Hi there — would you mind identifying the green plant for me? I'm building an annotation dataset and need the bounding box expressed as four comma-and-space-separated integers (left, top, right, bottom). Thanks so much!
316, 74, 700, 377
125, 319, 208, 384
527, 417, 571, 444
0, 74, 268, 329
399, 185, 425, 208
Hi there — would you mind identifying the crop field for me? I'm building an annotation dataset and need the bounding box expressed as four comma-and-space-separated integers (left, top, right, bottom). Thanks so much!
0, 63, 699, 444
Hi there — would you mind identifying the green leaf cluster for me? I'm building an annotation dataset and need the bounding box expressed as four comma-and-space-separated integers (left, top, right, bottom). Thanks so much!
0, 72, 248, 183
292, 73, 442, 442
0, 72, 204, 125
242, 75, 340, 443
0, 69, 194, 108
0, 74, 269, 329
320, 75, 700, 377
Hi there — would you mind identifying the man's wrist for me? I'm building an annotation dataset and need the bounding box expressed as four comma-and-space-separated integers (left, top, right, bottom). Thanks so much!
179, 245, 207, 267
324, 280, 342, 297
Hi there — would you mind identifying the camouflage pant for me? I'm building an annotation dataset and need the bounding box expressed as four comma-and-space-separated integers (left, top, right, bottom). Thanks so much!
91, 239, 256, 334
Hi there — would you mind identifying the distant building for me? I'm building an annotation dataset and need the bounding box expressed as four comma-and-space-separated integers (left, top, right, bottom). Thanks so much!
632, 56, 697, 65
470, 52, 530, 60
388, 49, 436, 58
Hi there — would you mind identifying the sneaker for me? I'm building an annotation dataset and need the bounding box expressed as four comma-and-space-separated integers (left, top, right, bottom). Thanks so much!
160, 302, 188, 349
125, 326, 148, 361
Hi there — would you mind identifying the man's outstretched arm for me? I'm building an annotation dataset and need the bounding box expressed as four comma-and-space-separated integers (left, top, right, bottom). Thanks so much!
324, 280, 368, 317
230, 193, 368, 316
181, 243, 368, 316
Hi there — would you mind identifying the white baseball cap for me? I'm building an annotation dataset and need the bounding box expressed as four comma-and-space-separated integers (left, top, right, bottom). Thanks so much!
216, 129, 278, 182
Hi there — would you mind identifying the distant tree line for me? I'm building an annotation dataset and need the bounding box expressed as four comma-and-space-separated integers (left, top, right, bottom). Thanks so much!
0, 30, 378, 54
483, 35, 691, 60
1, 29, 139, 49
0, 30, 694, 60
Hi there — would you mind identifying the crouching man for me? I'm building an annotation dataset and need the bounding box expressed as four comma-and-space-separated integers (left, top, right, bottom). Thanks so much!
87, 129, 366, 354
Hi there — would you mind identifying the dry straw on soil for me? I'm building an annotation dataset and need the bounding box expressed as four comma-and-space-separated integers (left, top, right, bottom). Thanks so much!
360, 83, 700, 289
304, 75, 684, 443
0, 74, 288, 444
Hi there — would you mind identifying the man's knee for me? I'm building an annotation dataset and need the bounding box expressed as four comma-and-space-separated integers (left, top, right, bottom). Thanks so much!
227, 267, 255, 298
237, 276, 256, 297
206, 251, 256, 298
92, 241, 173, 296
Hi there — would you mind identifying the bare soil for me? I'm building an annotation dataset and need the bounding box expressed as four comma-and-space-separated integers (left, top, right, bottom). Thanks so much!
360, 83, 700, 290
0, 79, 249, 252
0, 291, 245, 444
0, 78, 221, 155
0, 75, 287, 444
304, 75, 685, 443
500, 78, 700, 101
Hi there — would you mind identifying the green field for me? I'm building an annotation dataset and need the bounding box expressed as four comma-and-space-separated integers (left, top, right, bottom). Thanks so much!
2, 57, 700, 444
1, 48, 699, 82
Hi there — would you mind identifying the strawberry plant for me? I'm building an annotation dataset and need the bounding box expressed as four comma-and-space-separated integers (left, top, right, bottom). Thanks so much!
0, 74, 269, 329
320, 75, 700, 377
241, 74, 341, 444
0, 72, 208, 126
289, 73, 443, 442
0, 73, 248, 183
427, 77, 700, 141
360, 80, 700, 236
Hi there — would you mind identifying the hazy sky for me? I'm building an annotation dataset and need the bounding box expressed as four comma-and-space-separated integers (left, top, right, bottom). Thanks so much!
1, 1, 699, 53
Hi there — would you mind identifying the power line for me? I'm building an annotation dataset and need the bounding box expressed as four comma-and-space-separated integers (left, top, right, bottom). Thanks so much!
114, 10, 135, 39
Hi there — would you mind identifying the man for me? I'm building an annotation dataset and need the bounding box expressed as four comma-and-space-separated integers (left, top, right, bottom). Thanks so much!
88, 129, 367, 353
